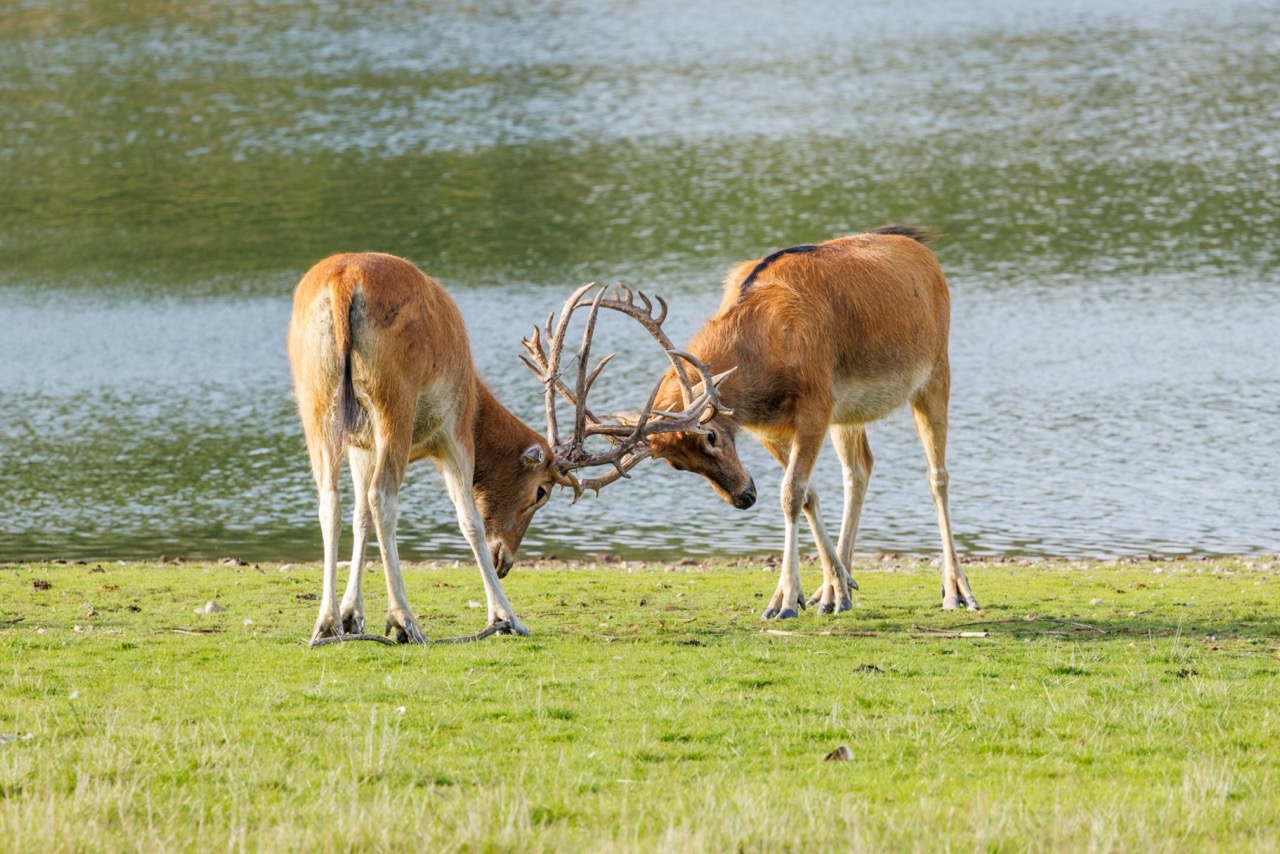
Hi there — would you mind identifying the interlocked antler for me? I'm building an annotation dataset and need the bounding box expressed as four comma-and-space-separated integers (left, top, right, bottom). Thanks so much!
521, 284, 735, 500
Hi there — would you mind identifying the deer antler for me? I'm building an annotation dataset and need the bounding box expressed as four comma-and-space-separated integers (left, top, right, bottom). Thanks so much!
522, 283, 735, 501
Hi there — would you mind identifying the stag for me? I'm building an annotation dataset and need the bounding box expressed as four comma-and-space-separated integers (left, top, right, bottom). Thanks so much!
637, 226, 979, 618
288, 253, 723, 645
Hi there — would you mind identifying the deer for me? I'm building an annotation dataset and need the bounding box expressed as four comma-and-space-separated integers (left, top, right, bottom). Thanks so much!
287, 252, 729, 646
630, 225, 979, 619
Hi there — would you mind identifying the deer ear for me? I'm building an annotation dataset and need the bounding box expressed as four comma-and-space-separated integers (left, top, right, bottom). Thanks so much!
521, 445, 546, 471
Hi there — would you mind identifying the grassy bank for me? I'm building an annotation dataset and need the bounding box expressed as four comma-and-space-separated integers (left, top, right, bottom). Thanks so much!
2, 556, 1278, 851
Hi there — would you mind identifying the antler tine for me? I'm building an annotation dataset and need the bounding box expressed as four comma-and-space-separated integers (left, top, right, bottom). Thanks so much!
583, 285, 694, 408
518, 352, 542, 380
581, 352, 616, 404
538, 282, 599, 450
571, 287, 609, 458
669, 350, 736, 423
573, 447, 654, 497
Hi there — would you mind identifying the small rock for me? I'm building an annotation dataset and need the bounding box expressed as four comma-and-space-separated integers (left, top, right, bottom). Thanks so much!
32, 579, 52, 591
84, 604, 99, 617
1090, 598, 1104, 606
243, 618, 254, 626
204, 601, 227, 613
824, 745, 853, 762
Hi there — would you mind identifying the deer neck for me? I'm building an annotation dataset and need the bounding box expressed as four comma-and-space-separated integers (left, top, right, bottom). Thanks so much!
676, 314, 775, 426
471, 381, 541, 489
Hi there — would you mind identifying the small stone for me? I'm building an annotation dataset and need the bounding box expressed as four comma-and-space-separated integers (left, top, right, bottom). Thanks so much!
204, 601, 227, 613
824, 745, 852, 762
1090, 598, 1104, 605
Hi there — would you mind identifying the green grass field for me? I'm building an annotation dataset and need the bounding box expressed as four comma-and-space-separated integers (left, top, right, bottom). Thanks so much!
2, 556, 1278, 851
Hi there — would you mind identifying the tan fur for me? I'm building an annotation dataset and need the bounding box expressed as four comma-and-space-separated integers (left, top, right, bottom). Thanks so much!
649, 227, 979, 617
288, 253, 554, 643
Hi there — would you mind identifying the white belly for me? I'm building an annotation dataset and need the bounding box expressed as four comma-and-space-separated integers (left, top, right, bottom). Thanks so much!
831, 365, 933, 425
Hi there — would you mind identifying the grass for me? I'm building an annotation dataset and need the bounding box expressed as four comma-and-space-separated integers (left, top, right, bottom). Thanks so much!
2, 555, 1279, 851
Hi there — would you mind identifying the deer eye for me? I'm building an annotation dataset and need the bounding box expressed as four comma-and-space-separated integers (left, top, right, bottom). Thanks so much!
536, 486, 549, 503
706, 430, 717, 446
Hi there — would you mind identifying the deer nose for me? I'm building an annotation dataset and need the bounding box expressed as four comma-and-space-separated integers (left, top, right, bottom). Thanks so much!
492, 543, 515, 578
733, 479, 757, 510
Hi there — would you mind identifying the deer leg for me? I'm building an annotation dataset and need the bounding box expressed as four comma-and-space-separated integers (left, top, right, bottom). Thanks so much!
339, 446, 374, 634
309, 442, 345, 645
800, 488, 853, 614
366, 422, 426, 644
438, 439, 530, 637
826, 424, 873, 593
762, 430, 825, 620
910, 375, 979, 611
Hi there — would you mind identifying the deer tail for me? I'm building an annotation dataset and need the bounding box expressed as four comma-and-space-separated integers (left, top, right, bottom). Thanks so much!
866, 224, 941, 244
329, 272, 364, 438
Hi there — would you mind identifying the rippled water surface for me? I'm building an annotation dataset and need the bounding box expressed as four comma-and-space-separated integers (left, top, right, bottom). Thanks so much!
2, 0, 1277, 562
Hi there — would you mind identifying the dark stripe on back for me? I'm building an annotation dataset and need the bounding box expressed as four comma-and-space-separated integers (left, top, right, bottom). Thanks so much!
737, 244, 821, 299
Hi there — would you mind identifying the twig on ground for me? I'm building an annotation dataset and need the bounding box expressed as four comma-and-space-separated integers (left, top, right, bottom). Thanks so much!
308, 621, 513, 649
763, 629, 882, 637
911, 626, 990, 638
949, 617, 1107, 634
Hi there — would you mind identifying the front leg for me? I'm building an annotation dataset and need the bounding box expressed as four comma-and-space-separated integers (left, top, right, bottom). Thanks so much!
763, 563, 806, 620
440, 448, 532, 637
762, 430, 826, 621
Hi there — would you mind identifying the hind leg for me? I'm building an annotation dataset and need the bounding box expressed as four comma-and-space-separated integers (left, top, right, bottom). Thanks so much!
831, 424, 874, 592
366, 411, 426, 644
910, 372, 979, 610
307, 436, 345, 644
339, 446, 374, 634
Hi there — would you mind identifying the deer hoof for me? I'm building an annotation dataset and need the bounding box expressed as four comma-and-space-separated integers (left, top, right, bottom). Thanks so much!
311, 611, 343, 644
341, 611, 365, 635
494, 618, 531, 637
847, 575, 859, 591
386, 618, 427, 644
818, 597, 852, 615
964, 595, 981, 610
761, 606, 799, 620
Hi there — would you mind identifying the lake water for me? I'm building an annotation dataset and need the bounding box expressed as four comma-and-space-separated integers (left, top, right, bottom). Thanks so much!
2, 0, 1277, 563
